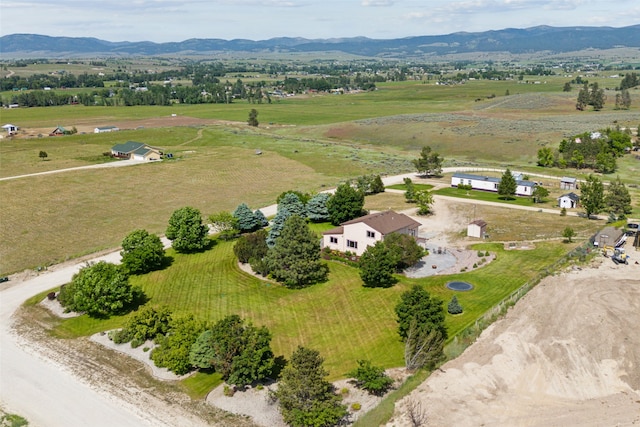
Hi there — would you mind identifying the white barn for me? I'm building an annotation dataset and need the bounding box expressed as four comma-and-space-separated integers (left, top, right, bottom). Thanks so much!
451, 172, 535, 197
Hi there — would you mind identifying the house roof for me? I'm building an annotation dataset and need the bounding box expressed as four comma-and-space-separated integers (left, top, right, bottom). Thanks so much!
558, 192, 580, 202
594, 226, 624, 247
111, 141, 148, 153
561, 176, 577, 183
326, 210, 421, 236
452, 172, 536, 188
469, 219, 487, 227
96, 126, 118, 130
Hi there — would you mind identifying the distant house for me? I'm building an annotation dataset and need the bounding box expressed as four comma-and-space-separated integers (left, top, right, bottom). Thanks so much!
94, 126, 119, 134
49, 125, 66, 136
560, 177, 577, 190
322, 210, 421, 256
558, 192, 580, 209
111, 141, 162, 161
467, 219, 487, 238
451, 172, 535, 197
2, 124, 18, 135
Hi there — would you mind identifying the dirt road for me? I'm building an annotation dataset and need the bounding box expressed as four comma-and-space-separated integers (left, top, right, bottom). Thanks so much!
389, 259, 640, 427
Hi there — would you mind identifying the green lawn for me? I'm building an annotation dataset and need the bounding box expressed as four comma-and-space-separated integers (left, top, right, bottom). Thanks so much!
386, 183, 434, 191
434, 186, 551, 207
52, 237, 566, 380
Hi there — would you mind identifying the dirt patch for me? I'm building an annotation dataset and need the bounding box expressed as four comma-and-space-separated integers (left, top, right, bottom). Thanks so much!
388, 258, 640, 427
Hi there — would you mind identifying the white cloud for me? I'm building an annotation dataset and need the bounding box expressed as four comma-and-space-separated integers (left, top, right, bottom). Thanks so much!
361, 0, 395, 6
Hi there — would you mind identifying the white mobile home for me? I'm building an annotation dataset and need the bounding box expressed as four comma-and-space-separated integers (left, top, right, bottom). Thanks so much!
451, 173, 535, 196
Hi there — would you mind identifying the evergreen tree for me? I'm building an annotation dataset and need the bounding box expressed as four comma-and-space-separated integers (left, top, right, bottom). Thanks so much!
497, 168, 517, 200
606, 176, 632, 218
413, 146, 443, 177
327, 183, 365, 225
232, 203, 258, 233
370, 174, 385, 194
266, 207, 292, 248
273, 346, 347, 427
264, 215, 328, 288
447, 295, 463, 315
253, 209, 269, 228
395, 285, 447, 341
404, 177, 416, 203
347, 360, 393, 396
589, 82, 605, 110
576, 82, 589, 110
306, 193, 331, 222
580, 174, 605, 218
359, 241, 398, 288
278, 192, 306, 218
247, 108, 259, 126
166, 206, 209, 253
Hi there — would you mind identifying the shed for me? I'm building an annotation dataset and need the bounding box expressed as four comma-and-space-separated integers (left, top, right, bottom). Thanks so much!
558, 192, 580, 209
593, 227, 624, 248
467, 219, 487, 238
2, 124, 18, 135
560, 177, 577, 190
94, 126, 119, 133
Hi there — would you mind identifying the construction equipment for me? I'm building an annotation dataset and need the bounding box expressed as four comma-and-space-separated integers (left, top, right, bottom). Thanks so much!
612, 248, 630, 265
601, 245, 616, 257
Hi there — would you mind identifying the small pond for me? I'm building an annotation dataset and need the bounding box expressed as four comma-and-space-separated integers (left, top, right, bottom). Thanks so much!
446, 281, 474, 291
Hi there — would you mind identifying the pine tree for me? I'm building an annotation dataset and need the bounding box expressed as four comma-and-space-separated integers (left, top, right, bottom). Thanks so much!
233, 203, 258, 233
497, 168, 517, 200
447, 295, 463, 314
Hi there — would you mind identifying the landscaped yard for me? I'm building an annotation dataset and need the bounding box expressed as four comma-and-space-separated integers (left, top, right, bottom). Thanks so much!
50, 236, 573, 380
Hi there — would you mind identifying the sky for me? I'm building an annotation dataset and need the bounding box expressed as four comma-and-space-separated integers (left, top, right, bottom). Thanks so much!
1, 0, 639, 43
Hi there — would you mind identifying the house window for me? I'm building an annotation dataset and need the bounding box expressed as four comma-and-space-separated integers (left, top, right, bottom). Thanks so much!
329, 236, 338, 244
494, 183, 498, 189
347, 240, 358, 249
467, 180, 472, 186
366, 230, 375, 238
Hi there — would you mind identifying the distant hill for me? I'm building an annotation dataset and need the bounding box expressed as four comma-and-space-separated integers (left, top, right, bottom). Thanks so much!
2, 26, 640, 58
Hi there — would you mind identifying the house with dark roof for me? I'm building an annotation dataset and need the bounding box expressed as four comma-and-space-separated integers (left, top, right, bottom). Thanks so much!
49, 125, 67, 136
322, 210, 421, 256
111, 141, 162, 161
558, 192, 580, 209
451, 172, 535, 196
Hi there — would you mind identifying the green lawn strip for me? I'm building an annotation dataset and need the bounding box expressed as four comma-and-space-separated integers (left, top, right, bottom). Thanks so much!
434, 186, 549, 207
385, 183, 434, 191
180, 371, 224, 400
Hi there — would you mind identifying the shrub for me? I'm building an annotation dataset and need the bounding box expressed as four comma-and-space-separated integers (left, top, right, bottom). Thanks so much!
347, 359, 393, 396
47, 291, 56, 300
473, 263, 478, 268
223, 385, 235, 397
351, 403, 361, 411
477, 250, 484, 257
340, 387, 349, 396
560, 207, 567, 216
143, 347, 150, 352
256, 384, 264, 391
448, 296, 463, 315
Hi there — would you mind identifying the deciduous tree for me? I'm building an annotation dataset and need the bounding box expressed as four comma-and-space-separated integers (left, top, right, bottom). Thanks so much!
327, 183, 365, 225
166, 207, 209, 253
580, 174, 605, 219
359, 241, 398, 288
58, 261, 139, 318
209, 211, 239, 240
532, 185, 549, 204
120, 229, 165, 275
384, 232, 425, 271
151, 314, 206, 375
537, 147, 555, 167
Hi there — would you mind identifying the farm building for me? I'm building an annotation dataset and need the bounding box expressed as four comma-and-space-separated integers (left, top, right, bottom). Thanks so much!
558, 192, 580, 209
94, 126, 119, 133
49, 125, 67, 136
2, 124, 18, 136
593, 227, 625, 248
560, 177, 577, 190
451, 172, 535, 196
322, 210, 421, 256
111, 141, 162, 161
467, 219, 487, 238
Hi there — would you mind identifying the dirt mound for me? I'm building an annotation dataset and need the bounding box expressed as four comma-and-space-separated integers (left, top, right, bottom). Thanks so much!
388, 259, 640, 426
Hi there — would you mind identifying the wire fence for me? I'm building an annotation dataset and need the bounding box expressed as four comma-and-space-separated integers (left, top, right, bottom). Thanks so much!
445, 240, 593, 359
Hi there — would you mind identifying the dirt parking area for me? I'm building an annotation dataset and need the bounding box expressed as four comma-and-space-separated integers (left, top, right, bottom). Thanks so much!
388, 258, 640, 427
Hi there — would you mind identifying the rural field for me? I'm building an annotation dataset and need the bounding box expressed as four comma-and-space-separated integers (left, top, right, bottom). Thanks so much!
1, 67, 639, 427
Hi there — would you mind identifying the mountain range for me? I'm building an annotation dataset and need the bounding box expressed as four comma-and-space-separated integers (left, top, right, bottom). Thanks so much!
2, 25, 639, 58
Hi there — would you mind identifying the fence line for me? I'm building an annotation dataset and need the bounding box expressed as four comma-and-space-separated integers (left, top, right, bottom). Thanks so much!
447, 240, 593, 356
